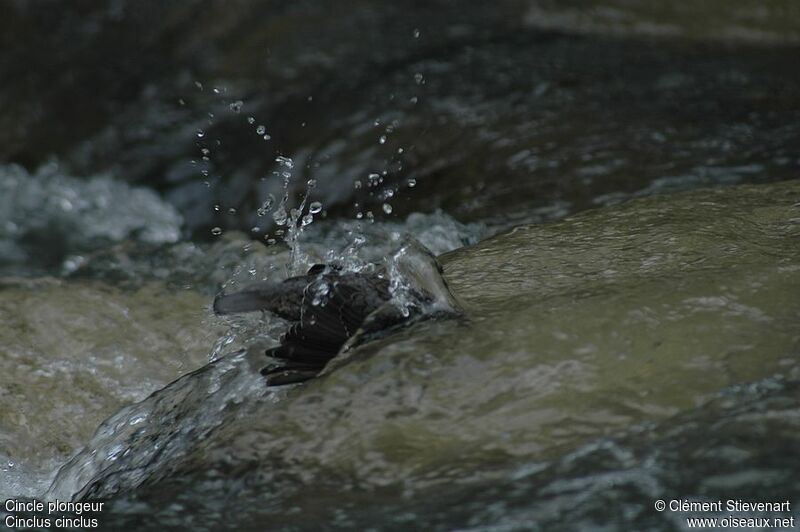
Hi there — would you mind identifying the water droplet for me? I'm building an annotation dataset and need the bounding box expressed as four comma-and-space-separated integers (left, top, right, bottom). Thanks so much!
128, 414, 147, 426
257, 195, 275, 216
409, 96, 419, 104
247, 116, 255, 124
354, 180, 362, 189
275, 156, 294, 168
267, 238, 277, 245
414, 73, 424, 85
201, 148, 210, 155
229, 100, 243, 113
194, 81, 203, 90
301, 214, 314, 226
407, 178, 417, 187
212, 87, 221, 94
228, 207, 237, 214
196, 130, 205, 138
307, 179, 317, 188
313, 283, 329, 298
378, 135, 387, 144
356, 212, 363, 219
397, 147, 404, 154
366, 211, 375, 222
178, 98, 185, 106
272, 206, 288, 225
62, 255, 86, 274
383, 203, 393, 214
251, 226, 260, 233
213, 204, 221, 212
256, 125, 266, 135
309, 201, 323, 214
263, 134, 271, 140
413, 28, 420, 38
211, 227, 223, 236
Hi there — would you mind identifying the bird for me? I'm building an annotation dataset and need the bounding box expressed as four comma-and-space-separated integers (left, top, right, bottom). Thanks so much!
213, 240, 461, 386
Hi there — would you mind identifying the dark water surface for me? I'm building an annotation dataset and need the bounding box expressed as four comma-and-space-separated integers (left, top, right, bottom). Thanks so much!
2, 1, 799, 236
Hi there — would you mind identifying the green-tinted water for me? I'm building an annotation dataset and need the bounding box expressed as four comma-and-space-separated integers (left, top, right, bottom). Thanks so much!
29, 181, 799, 530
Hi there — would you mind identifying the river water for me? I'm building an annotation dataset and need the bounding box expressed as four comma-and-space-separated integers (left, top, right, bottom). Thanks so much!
1, 1, 799, 530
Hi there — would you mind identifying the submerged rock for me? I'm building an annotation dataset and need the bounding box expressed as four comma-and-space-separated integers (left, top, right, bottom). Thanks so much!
42, 180, 800, 530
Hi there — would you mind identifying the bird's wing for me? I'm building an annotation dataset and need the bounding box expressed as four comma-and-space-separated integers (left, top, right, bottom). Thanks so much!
261, 275, 392, 383
214, 266, 394, 386
212, 276, 313, 321
264, 280, 367, 362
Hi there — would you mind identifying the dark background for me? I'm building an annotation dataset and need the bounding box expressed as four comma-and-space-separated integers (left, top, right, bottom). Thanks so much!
2, 0, 799, 237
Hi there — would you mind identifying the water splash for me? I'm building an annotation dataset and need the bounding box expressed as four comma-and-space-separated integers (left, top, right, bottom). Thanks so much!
385, 237, 462, 318
46, 349, 279, 502
43, 235, 462, 502
0, 162, 183, 276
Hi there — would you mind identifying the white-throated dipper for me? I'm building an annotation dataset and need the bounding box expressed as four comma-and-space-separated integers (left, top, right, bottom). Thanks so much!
213, 239, 461, 385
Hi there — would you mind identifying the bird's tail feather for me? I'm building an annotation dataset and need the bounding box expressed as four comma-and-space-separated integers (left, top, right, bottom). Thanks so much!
213, 291, 270, 315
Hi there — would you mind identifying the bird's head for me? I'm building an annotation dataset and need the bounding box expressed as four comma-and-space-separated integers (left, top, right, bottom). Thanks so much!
387, 236, 462, 316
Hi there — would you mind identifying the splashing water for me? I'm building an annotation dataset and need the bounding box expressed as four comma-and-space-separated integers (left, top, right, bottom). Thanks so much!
212, 208, 484, 370
386, 237, 462, 319
45, 349, 281, 501
44, 234, 466, 503
31, 144, 479, 501
0, 162, 183, 275
265, 154, 316, 274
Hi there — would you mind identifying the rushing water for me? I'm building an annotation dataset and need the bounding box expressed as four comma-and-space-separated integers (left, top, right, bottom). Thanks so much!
0, 161, 486, 507
1, 2, 799, 530
3, 2, 800, 236
3, 177, 798, 530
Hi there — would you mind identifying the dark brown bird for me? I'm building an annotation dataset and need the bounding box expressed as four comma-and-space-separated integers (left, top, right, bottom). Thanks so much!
213, 242, 461, 386
214, 264, 392, 385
